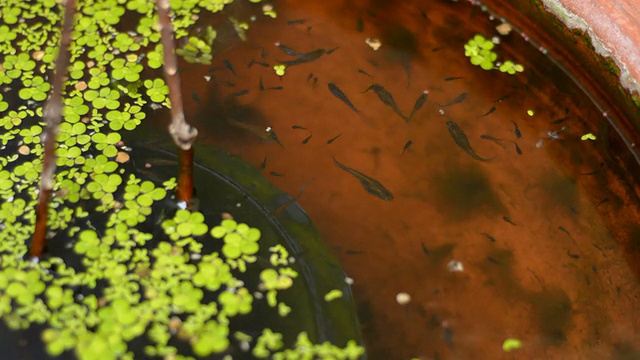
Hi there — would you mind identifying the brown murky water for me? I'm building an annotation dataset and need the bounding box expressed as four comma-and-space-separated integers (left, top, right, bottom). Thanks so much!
147, 0, 640, 358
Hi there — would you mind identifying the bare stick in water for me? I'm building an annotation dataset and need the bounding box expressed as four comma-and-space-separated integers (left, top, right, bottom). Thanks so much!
156, 0, 199, 206
31, 0, 77, 259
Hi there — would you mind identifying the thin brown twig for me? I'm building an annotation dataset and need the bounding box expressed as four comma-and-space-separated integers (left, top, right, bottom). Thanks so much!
155, 0, 198, 206
31, 0, 77, 259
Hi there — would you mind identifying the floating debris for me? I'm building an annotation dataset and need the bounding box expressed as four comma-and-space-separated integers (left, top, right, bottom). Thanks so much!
447, 259, 464, 272
365, 37, 382, 51
581, 133, 596, 141
496, 22, 513, 36
324, 289, 343, 302
502, 338, 522, 352
396, 292, 411, 305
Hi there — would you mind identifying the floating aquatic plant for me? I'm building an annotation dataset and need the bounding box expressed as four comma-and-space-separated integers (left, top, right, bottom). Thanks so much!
464, 34, 524, 74
0, 0, 364, 357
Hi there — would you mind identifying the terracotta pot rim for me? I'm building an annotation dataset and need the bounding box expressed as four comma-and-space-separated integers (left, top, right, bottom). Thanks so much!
540, 0, 640, 95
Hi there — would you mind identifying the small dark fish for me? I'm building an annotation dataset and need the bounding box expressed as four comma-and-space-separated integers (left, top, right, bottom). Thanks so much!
268, 86, 283, 91
268, 129, 285, 148
307, 74, 318, 87
276, 43, 302, 57
358, 69, 373, 77
260, 156, 267, 170
481, 232, 496, 242
421, 241, 429, 255
260, 47, 268, 59
247, 59, 255, 68
480, 135, 506, 149
512, 121, 522, 138
502, 216, 517, 225
493, 94, 511, 103
408, 91, 428, 120
445, 120, 493, 161
326, 47, 339, 54
558, 226, 572, 237
444, 76, 464, 81
219, 81, 235, 87
363, 83, 406, 121
356, 15, 364, 32
292, 125, 307, 130
301, 133, 312, 144
440, 92, 468, 107
402, 140, 413, 154
328, 83, 359, 113
280, 48, 325, 66
269, 178, 315, 216
333, 157, 394, 200
191, 92, 202, 105
258, 77, 264, 91
207, 66, 222, 72
230, 89, 249, 97
550, 117, 569, 124
581, 169, 601, 176
567, 250, 580, 259
326, 134, 342, 144
487, 256, 501, 264
270, 171, 284, 177
512, 141, 522, 155
223, 59, 236, 76
287, 19, 306, 25
480, 106, 496, 117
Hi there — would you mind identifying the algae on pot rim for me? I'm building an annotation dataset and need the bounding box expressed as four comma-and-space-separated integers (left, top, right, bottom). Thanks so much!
0, 0, 365, 358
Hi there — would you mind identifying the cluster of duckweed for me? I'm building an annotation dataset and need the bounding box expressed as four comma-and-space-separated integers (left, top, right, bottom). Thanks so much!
0, 0, 364, 358
464, 34, 524, 74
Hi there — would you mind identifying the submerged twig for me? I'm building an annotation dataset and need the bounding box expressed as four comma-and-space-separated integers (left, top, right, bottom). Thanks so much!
30, 0, 77, 259
156, 0, 198, 206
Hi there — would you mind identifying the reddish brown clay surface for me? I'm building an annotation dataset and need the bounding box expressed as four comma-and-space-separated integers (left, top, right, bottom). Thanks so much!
550, 0, 640, 94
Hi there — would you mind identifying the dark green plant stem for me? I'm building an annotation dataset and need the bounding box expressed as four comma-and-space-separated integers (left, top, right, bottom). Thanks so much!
31, 0, 77, 259
156, 0, 198, 206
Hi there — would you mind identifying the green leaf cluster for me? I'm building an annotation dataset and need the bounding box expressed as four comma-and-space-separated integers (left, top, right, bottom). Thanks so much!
464, 34, 524, 74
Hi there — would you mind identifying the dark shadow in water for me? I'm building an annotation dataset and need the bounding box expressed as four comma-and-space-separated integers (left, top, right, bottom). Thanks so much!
431, 163, 505, 221
529, 287, 573, 346
534, 171, 580, 214
477, 248, 523, 298
612, 343, 640, 360
623, 226, 640, 279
